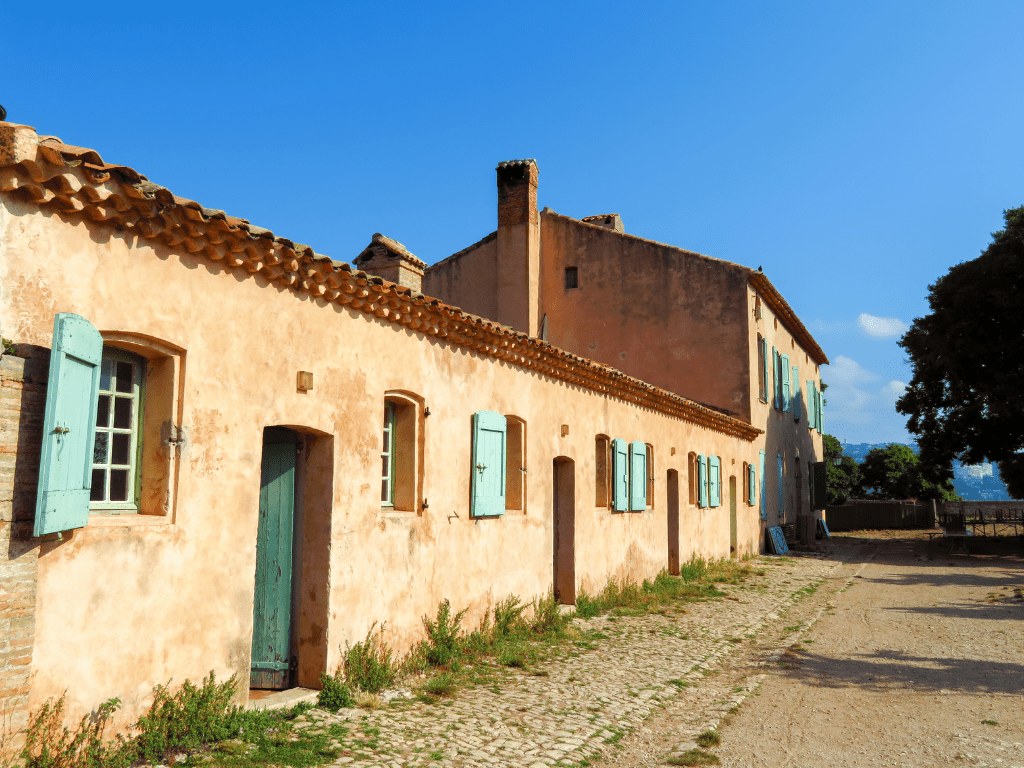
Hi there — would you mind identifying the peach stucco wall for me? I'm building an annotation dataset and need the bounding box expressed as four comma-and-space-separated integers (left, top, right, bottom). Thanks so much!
1, 196, 760, 726
421, 233, 498, 319
538, 212, 752, 421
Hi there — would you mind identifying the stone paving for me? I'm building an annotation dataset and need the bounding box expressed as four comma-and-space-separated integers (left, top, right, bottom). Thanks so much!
295, 554, 844, 768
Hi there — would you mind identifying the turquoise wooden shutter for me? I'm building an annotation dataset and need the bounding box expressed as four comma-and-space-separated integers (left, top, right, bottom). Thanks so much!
748, 463, 756, 506
471, 411, 506, 517
818, 390, 825, 433
697, 454, 708, 508
806, 381, 817, 430
758, 450, 766, 519
629, 441, 646, 511
777, 453, 784, 516
34, 313, 103, 536
792, 366, 801, 421
771, 347, 779, 408
760, 338, 770, 401
708, 456, 721, 507
781, 354, 791, 412
612, 438, 629, 511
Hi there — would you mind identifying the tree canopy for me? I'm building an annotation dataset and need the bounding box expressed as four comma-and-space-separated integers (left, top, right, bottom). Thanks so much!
822, 434, 860, 505
897, 206, 1024, 499
854, 444, 958, 501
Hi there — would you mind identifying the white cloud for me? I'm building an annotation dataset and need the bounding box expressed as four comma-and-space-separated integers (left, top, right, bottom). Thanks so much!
858, 313, 910, 339
818, 360, 912, 440
823, 355, 878, 386
880, 380, 907, 405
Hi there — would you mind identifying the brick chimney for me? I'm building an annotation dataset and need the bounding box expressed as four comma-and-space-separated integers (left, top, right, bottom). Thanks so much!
354, 233, 425, 293
496, 159, 541, 336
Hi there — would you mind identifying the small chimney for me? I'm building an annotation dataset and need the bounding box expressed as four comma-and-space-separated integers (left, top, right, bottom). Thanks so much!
354, 233, 425, 293
581, 213, 624, 233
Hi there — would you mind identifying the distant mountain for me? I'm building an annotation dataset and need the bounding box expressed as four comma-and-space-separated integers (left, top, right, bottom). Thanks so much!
835, 440, 1019, 501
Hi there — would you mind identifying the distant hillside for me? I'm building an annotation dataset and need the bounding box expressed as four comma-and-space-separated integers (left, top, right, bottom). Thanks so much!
835, 440, 1019, 501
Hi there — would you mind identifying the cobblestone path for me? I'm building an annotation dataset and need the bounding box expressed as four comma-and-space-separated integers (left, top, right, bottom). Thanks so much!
293, 551, 846, 768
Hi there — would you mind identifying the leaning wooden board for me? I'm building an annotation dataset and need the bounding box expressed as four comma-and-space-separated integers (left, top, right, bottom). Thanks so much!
767, 526, 789, 555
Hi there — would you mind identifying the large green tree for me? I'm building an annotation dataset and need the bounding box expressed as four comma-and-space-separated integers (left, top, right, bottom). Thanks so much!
855, 444, 958, 501
897, 206, 1024, 499
822, 434, 860, 505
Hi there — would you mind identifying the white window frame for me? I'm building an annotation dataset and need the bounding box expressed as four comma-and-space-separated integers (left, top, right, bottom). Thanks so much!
90, 347, 145, 513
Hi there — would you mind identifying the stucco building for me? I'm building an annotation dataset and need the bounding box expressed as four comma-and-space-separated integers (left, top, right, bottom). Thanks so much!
0, 122, 824, 734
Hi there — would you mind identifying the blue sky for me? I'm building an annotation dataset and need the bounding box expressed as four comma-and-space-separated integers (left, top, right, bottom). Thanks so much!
5, 1, 1022, 446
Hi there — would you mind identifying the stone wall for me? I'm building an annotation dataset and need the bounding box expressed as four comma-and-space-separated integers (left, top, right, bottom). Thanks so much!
0, 346, 46, 747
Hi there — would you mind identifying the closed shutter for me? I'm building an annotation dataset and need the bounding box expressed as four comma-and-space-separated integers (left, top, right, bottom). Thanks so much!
471, 411, 506, 517
612, 438, 629, 511
781, 354, 791, 412
629, 441, 646, 511
708, 456, 721, 507
772, 347, 779, 408
758, 450, 767, 520
34, 313, 104, 536
806, 381, 817, 430
792, 366, 801, 421
811, 461, 828, 509
777, 453, 784, 516
748, 462, 756, 506
697, 454, 708, 508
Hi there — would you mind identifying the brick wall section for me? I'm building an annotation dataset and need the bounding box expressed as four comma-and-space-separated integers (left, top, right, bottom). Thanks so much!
0, 347, 48, 745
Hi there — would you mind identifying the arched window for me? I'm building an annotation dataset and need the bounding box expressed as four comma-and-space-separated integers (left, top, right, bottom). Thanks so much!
383, 391, 425, 513
505, 416, 526, 512
595, 435, 611, 508
687, 451, 698, 506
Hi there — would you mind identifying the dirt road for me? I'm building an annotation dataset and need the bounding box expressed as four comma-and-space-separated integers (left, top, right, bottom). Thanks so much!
607, 534, 1024, 768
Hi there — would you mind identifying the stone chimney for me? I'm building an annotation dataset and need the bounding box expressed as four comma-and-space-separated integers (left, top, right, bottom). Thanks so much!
581, 213, 624, 233
496, 159, 541, 336
354, 233, 425, 293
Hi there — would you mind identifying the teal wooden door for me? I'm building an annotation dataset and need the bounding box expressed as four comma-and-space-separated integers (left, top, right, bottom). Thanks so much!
251, 439, 296, 689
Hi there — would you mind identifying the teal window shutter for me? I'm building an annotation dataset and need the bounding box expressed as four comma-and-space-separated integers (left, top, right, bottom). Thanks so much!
771, 347, 779, 408
781, 354, 791, 412
758, 450, 766, 520
818, 390, 825, 433
708, 456, 721, 507
629, 440, 646, 511
34, 313, 104, 536
697, 454, 708, 508
748, 463, 756, 506
777, 453, 784, 516
806, 381, 817, 430
471, 411, 506, 517
761, 337, 770, 401
612, 438, 629, 511
792, 366, 801, 421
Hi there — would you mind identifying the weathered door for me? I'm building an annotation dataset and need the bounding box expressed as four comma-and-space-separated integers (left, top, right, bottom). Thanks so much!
552, 458, 576, 605
667, 470, 680, 575
251, 433, 297, 689
729, 475, 738, 558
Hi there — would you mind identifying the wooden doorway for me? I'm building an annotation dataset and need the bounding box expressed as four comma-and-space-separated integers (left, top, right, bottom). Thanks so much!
552, 457, 576, 605
251, 428, 298, 690
729, 474, 738, 559
667, 469, 680, 575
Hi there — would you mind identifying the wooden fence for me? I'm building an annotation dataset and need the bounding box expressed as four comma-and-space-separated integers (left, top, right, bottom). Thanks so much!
824, 500, 935, 532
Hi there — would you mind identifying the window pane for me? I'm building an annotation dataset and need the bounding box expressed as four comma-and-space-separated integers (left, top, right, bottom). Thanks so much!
382, 428, 390, 454
96, 395, 111, 427
111, 433, 131, 466
91, 469, 106, 501
381, 454, 389, 480
381, 478, 389, 503
115, 361, 133, 393
109, 469, 129, 501
93, 432, 109, 463
99, 360, 112, 392
113, 397, 133, 429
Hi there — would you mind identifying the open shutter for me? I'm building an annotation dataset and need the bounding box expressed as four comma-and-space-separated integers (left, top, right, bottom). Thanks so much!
792, 366, 801, 421
612, 438, 629, 511
697, 454, 708, 508
761, 338, 770, 402
777, 453, 784, 517
781, 354, 791, 412
806, 381, 817, 430
34, 313, 104, 536
708, 456, 721, 507
818, 390, 825, 433
471, 411, 506, 517
758, 450, 766, 520
748, 463, 756, 506
771, 347, 779, 408
629, 441, 646, 511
